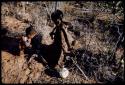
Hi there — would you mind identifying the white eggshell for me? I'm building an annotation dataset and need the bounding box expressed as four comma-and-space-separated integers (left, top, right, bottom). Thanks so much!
59, 68, 69, 78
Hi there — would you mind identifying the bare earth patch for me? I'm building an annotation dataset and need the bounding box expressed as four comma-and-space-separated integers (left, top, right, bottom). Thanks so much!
1, 51, 96, 84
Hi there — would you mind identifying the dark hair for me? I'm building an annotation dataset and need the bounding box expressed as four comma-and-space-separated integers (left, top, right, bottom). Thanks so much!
51, 9, 63, 21
26, 25, 35, 36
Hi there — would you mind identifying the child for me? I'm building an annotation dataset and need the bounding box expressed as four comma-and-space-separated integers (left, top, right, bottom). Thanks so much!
49, 10, 74, 69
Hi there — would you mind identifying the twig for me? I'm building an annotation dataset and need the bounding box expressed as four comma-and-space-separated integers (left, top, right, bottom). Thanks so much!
69, 54, 89, 80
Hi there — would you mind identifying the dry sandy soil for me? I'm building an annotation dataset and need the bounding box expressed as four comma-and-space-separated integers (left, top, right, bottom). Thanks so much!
1, 1, 124, 84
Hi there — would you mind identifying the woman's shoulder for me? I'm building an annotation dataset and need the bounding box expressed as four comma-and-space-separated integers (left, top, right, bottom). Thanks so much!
32, 33, 42, 41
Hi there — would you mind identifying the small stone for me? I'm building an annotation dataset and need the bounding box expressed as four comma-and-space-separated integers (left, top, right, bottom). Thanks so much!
25, 68, 30, 75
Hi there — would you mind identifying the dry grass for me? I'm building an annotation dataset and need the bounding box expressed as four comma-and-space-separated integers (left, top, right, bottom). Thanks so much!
1, 16, 29, 32
1, 1, 124, 84
1, 51, 96, 84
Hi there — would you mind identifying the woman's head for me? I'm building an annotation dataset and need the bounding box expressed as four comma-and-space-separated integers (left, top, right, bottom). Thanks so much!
51, 9, 63, 26
26, 25, 36, 38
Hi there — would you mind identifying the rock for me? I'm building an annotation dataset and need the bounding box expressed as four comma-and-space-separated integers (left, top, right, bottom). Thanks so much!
25, 68, 30, 75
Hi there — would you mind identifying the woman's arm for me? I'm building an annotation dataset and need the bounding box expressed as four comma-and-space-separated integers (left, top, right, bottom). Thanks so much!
50, 27, 56, 39
63, 21, 73, 31
61, 28, 71, 51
